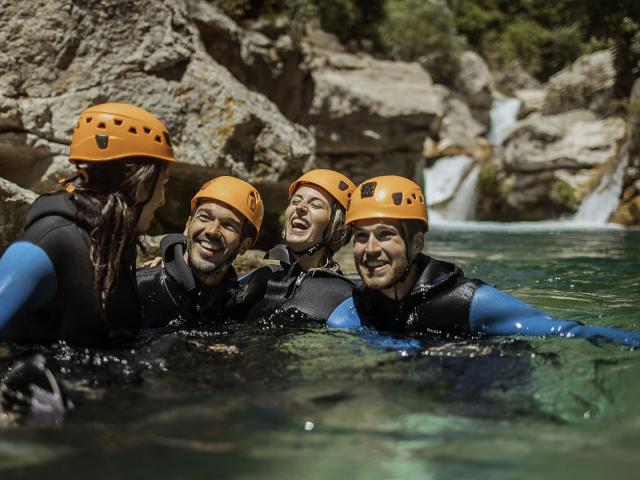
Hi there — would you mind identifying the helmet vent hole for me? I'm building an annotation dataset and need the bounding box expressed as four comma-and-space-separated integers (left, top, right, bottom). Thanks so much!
129, 127, 137, 135
419, 195, 424, 203
163, 132, 172, 146
338, 180, 349, 191
361, 182, 377, 198
114, 119, 123, 126
392, 192, 403, 205
85, 117, 92, 123
97, 122, 106, 129
75, 122, 80, 129
154, 135, 162, 144
143, 127, 151, 134
407, 198, 413, 205
412, 193, 417, 199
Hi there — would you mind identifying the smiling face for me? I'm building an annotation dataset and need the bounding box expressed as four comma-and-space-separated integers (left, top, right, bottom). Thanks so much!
352, 219, 424, 297
285, 185, 332, 253
185, 200, 251, 280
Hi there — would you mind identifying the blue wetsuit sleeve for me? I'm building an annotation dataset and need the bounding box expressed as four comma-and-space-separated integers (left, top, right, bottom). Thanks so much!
327, 297, 362, 328
469, 284, 640, 347
0, 241, 58, 337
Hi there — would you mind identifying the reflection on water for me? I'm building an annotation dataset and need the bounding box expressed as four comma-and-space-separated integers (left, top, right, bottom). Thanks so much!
1, 229, 640, 480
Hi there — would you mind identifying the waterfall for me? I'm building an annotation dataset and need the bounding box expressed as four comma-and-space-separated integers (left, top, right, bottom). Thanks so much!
488, 96, 521, 145
423, 155, 479, 223
422, 95, 521, 223
573, 148, 628, 223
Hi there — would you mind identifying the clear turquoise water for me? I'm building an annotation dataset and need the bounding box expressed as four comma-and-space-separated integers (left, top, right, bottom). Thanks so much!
1, 228, 639, 480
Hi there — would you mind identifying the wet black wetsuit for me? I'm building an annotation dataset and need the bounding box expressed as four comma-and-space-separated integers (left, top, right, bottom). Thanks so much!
349, 253, 483, 336
0, 192, 141, 345
136, 234, 238, 328
239, 244, 356, 325
328, 253, 640, 347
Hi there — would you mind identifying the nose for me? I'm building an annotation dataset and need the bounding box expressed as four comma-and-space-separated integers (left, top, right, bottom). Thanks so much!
204, 218, 222, 237
295, 202, 308, 214
364, 232, 381, 256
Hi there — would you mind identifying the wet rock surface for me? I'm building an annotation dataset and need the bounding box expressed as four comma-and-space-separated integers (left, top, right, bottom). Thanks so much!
307, 50, 448, 183
0, 178, 37, 252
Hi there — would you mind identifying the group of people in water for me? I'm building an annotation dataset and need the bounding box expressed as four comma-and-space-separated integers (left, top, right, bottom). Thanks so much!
0, 102, 639, 420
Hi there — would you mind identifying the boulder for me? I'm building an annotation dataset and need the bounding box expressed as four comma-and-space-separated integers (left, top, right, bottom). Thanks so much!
187, 0, 315, 122
434, 97, 486, 157
543, 49, 616, 115
502, 110, 626, 171
0, 0, 315, 247
477, 109, 628, 220
453, 50, 494, 126
306, 50, 448, 183
514, 88, 547, 118
612, 78, 640, 225
0, 178, 37, 252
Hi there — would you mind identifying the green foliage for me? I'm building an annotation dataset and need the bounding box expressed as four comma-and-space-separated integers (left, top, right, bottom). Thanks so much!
378, 0, 465, 84
312, 0, 385, 47
209, 0, 640, 92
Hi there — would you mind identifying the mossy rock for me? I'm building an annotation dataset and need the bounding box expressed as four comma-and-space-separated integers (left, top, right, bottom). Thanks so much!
549, 179, 578, 210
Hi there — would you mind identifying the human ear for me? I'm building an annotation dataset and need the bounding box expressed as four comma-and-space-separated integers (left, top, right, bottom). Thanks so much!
410, 232, 424, 257
238, 236, 253, 256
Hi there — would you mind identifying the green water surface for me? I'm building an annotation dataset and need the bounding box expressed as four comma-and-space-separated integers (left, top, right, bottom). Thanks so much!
1, 227, 639, 480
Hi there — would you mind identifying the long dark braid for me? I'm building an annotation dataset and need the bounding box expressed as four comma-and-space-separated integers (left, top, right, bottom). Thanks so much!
62, 157, 165, 315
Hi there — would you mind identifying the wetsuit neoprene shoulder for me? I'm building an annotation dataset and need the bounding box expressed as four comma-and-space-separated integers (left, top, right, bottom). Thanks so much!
239, 244, 355, 324
136, 233, 239, 328
0, 192, 141, 345
327, 253, 640, 347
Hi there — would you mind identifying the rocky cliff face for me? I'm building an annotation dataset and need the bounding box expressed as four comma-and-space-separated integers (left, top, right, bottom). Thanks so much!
1, 0, 637, 253
0, 0, 315, 249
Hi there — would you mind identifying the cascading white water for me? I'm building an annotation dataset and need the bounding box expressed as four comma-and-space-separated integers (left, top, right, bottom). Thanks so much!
573, 149, 628, 223
423, 96, 522, 224
423, 155, 478, 223
488, 96, 521, 145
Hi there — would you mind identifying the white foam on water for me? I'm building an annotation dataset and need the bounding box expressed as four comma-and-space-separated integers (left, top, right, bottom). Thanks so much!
429, 218, 626, 232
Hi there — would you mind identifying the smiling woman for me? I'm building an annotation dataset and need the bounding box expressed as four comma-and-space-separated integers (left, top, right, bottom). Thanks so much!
238, 169, 358, 325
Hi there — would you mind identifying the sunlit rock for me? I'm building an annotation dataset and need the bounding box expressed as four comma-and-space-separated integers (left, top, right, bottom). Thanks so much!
543, 49, 616, 116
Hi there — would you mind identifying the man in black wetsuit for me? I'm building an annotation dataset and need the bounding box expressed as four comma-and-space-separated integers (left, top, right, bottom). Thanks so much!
327, 175, 640, 348
136, 176, 263, 328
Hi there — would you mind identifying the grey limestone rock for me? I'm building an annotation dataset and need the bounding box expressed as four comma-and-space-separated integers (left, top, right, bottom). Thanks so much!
0, 0, 315, 246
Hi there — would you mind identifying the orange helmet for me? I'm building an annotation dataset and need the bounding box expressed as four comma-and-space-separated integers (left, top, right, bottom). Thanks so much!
288, 169, 356, 210
191, 176, 264, 244
69, 103, 176, 163
345, 175, 428, 227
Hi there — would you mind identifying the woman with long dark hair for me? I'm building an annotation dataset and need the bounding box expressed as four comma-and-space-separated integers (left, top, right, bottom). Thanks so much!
0, 103, 175, 345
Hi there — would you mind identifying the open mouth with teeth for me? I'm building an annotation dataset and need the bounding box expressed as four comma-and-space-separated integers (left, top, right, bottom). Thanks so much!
290, 216, 311, 232
196, 238, 224, 256
362, 258, 389, 274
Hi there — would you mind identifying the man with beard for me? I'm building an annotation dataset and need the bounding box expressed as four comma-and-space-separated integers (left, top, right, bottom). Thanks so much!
327, 175, 640, 347
136, 176, 263, 328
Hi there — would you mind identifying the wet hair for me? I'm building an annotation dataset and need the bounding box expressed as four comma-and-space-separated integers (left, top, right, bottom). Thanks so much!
402, 219, 428, 241
62, 157, 166, 315
324, 205, 351, 257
